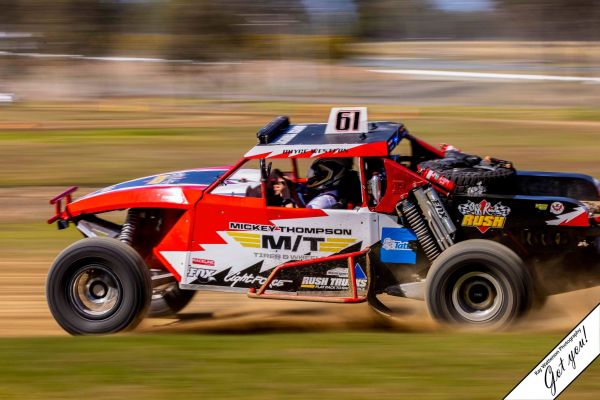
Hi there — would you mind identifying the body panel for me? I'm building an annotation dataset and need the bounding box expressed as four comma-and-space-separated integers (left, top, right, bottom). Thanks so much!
66, 168, 228, 217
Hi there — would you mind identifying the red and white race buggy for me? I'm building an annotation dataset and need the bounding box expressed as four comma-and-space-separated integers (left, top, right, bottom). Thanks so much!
47, 108, 600, 335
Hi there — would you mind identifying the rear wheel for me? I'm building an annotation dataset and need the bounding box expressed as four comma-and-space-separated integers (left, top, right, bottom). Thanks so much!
425, 240, 532, 329
46, 238, 152, 335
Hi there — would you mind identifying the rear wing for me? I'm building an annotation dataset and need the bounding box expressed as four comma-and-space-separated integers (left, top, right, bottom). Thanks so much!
48, 186, 78, 228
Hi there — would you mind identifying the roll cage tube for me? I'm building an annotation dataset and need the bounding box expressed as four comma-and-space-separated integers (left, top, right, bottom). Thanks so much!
260, 158, 269, 207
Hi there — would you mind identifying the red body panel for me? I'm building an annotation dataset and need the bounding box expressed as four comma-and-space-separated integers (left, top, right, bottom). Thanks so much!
373, 158, 428, 213
153, 209, 194, 281
67, 186, 202, 217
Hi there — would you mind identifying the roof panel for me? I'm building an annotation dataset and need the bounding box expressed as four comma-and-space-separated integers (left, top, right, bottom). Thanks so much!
245, 121, 402, 159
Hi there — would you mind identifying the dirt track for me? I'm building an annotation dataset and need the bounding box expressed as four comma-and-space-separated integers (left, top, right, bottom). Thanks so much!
1, 188, 599, 337
2, 258, 599, 338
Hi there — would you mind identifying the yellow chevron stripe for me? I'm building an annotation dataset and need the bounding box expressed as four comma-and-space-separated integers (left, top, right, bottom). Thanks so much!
319, 246, 349, 252
234, 239, 260, 244
239, 243, 260, 248
228, 232, 260, 239
324, 238, 356, 244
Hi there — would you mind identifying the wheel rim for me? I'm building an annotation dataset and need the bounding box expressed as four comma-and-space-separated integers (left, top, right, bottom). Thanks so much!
451, 271, 503, 323
69, 264, 122, 319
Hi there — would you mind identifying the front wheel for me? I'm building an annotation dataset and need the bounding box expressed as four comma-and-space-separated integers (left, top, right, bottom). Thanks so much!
46, 238, 152, 335
425, 240, 532, 329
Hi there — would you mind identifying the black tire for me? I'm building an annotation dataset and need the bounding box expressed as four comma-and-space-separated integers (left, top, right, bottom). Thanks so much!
419, 159, 515, 194
149, 283, 195, 318
46, 238, 152, 335
425, 239, 533, 329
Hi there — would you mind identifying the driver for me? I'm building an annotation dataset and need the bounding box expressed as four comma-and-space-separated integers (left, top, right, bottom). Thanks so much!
305, 158, 350, 209
267, 169, 295, 208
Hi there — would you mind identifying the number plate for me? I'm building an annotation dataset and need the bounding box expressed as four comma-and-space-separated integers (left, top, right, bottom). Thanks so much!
325, 107, 368, 134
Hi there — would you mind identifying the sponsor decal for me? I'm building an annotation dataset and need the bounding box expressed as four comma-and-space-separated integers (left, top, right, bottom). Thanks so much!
186, 267, 217, 284
380, 227, 417, 264
282, 147, 350, 156
224, 272, 292, 288
505, 304, 599, 400
326, 267, 349, 277
422, 169, 455, 191
382, 238, 411, 251
466, 182, 486, 197
535, 203, 549, 211
300, 264, 368, 291
228, 222, 352, 236
191, 258, 215, 267
300, 276, 367, 291
546, 206, 589, 227
148, 174, 168, 184
84, 168, 225, 199
229, 232, 356, 252
229, 222, 279, 232
147, 172, 187, 185
458, 200, 511, 234
244, 143, 361, 159
251, 251, 319, 261
550, 201, 565, 215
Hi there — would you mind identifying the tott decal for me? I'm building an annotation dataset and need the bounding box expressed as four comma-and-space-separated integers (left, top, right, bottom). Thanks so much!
380, 227, 417, 264
458, 199, 511, 233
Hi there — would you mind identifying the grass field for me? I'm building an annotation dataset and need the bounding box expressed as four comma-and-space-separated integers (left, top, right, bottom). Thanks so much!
0, 99, 599, 399
0, 332, 598, 400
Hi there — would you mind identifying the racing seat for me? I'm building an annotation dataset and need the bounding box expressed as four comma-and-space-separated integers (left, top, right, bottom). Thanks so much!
332, 170, 362, 209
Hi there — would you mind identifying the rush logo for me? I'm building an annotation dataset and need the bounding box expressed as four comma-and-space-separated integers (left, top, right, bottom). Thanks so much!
458, 200, 511, 234
461, 215, 506, 230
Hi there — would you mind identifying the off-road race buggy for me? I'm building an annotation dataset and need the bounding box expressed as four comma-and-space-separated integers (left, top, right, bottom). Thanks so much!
47, 107, 600, 335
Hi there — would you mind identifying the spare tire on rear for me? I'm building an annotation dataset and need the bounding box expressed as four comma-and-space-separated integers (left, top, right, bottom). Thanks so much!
418, 151, 516, 194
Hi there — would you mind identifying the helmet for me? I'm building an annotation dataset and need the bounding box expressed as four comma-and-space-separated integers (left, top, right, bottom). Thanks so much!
306, 158, 349, 191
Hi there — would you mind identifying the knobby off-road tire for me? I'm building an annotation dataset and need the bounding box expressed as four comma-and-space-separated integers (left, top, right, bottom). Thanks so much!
425, 240, 533, 329
46, 238, 152, 335
148, 283, 195, 318
419, 159, 515, 194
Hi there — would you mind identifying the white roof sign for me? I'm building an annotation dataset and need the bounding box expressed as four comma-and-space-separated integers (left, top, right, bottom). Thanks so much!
325, 107, 368, 135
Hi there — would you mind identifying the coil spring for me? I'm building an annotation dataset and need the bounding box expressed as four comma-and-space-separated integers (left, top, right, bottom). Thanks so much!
119, 209, 138, 246
400, 200, 441, 261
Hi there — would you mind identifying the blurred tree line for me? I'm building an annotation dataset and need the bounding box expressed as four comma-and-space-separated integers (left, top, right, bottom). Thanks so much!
0, 0, 599, 60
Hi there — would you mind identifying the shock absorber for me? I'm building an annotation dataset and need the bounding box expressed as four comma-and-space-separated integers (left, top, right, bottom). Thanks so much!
398, 200, 441, 261
119, 209, 138, 246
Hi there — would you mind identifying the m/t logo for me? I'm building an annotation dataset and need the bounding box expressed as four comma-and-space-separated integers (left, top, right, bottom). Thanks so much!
262, 235, 324, 251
